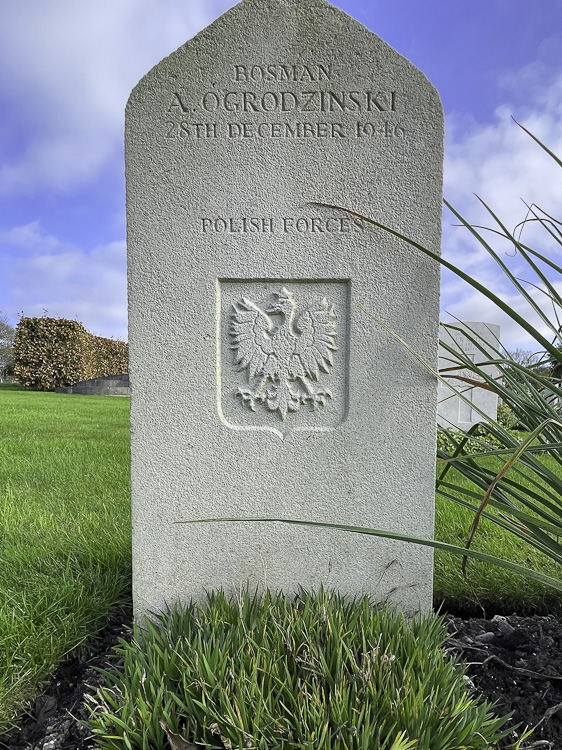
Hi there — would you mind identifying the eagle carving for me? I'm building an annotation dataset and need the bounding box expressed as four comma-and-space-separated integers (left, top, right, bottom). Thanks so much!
229, 287, 337, 420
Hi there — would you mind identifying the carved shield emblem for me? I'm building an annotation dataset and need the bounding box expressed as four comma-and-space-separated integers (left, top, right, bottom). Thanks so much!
230, 287, 337, 420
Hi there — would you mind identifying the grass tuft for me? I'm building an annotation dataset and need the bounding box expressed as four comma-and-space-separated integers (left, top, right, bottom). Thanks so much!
86, 589, 512, 750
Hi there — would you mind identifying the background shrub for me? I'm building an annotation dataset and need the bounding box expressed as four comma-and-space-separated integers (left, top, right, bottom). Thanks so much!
13, 316, 128, 391
497, 403, 519, 430
437, 425, 503, 454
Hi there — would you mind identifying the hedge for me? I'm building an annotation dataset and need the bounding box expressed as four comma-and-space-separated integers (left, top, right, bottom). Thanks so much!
13, 317, 128, 391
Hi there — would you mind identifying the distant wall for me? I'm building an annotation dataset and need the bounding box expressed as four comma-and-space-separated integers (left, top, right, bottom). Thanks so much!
55, 374, 130, 396
13, 317, 128, 391
437, 322, 500, 430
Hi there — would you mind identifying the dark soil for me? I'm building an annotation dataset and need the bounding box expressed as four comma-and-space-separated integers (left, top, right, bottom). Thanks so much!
444, 612, 562, 748
2, 607, 562, 749
0, 606, 133, 750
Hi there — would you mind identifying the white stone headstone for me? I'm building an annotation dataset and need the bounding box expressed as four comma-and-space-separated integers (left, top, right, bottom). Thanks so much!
126, 0, 443, 617
438, 322, 501, 430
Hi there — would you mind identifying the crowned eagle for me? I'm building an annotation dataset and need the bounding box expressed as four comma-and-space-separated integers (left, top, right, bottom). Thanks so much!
229, 287, 337, 420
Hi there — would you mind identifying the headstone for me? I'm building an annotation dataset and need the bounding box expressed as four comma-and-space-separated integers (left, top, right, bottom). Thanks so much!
438, 322, 501, 430
126, 0, 443, 618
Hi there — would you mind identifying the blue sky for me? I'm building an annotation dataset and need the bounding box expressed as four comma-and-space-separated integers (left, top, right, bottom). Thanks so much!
1, 0, 561, 350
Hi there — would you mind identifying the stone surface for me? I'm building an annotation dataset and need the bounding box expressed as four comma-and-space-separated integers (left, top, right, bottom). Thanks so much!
126, 0, 443, 617
438, 322, 500, 430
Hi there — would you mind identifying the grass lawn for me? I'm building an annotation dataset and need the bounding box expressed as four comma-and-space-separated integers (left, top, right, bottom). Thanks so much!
434, 455, 562, 615
0, 383, 561, 736
0, 384, 131, 734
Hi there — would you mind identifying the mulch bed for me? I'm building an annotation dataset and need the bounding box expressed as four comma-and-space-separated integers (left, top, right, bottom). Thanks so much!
0, 606, 133, 750
2, 606, 562, 749
444, 612, 562, 748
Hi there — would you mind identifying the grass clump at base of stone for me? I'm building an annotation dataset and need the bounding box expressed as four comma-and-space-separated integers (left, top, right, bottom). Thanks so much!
0, 384, 132, 735
86, 589, 513, 750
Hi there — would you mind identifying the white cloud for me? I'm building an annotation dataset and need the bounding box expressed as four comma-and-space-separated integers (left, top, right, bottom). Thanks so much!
0, 0, 234, 194
442, 70, 562, 350
3, 222, 127, 340
2, 3, 561, 348
0, 221, 63, 253
442, 283, 562, 356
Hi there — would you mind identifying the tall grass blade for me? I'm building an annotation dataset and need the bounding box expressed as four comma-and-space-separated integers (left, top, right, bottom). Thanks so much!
177, 518, 562, 591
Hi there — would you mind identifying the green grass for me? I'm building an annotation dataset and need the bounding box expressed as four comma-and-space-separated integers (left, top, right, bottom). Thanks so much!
0, 383, 560, 738
0, 384, 131, 734
86, 590, 512, 750
434, 453, 562, 615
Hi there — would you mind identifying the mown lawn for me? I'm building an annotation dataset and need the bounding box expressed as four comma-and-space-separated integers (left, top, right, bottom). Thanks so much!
0, 384, 131, 734
0, 383, 560, 736
434, 453, 562, 615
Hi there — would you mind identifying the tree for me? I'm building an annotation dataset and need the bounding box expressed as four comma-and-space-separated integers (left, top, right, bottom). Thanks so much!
507, 348, 541, 367
541, 343, 562, 382
0, 314, 15, 378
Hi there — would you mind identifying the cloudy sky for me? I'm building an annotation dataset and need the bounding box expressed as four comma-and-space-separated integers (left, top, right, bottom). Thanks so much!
1, 0, 561, 350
